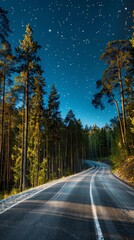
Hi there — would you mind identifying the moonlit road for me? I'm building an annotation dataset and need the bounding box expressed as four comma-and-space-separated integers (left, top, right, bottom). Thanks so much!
0, 161, 134, 240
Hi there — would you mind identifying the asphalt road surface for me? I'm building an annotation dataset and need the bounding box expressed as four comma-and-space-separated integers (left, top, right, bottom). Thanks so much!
0, 161, 134, 240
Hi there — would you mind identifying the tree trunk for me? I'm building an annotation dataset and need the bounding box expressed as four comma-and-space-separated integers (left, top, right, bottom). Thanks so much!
7, 110, 11, 191
20, 102, 25, 191
114, 99, 125, 145
46, 138, 50, 180
0, 75, 5, 190
59, 141, 62, 177
117, 57, 127, 145
70, 131, 73, 173
23, 71, 29, 189
64, 130, 67, 176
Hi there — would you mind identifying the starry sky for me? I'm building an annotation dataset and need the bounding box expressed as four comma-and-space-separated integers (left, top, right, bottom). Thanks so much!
1, 0, 133, 127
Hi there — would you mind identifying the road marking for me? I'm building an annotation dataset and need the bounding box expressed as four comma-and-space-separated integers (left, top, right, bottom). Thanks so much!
90, 167, 104, 240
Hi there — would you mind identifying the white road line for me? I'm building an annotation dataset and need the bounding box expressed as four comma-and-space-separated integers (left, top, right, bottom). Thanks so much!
90, 167, 104, 240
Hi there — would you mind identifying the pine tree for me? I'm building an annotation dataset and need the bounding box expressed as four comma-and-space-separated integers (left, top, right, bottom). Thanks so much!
45, 85, 62, 179
3, 90, 18, 190
64, 110, 77, 173
0, 7, 15, 190
0, 7, 11, 41
15, 24, 42, 189
28, 70, 46, 187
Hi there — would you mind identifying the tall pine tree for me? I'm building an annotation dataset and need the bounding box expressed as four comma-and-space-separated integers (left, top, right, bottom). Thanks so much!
0, 7, 14, 190
45, 85, 62, 179
15, 24, 42, 189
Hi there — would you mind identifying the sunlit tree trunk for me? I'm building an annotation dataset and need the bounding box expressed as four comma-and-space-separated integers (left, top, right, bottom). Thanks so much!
20, 101, 25, 191
114, 99, 125, 146
23, 71, 29, 189
0, 75, 5, 190
6, 110, 11, 191
117, 57, 127, 145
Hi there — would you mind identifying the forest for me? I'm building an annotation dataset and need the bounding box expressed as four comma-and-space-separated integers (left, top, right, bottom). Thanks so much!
0, 7, 134, 195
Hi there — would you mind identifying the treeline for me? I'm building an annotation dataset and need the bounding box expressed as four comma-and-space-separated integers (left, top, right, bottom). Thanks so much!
88, 125, 112, 159
0, 7, 89, 192
88, 120, 134, 166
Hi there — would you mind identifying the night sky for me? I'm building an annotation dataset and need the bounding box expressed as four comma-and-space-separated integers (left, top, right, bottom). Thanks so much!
1, 0, 133, 127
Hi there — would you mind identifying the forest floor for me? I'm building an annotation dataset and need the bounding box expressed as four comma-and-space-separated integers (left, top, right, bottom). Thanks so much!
114, 155, 134, 188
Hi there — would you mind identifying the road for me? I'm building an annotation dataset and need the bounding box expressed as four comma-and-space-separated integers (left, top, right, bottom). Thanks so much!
0, 161, 134, 240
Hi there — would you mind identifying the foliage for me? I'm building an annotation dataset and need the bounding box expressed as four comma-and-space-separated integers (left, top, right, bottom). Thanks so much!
38, 158, 48, 185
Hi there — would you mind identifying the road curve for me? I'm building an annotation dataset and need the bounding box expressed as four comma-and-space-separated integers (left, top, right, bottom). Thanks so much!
0, 161, 134, 240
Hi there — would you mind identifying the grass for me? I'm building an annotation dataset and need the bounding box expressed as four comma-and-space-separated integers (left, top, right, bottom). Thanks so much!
0, 188, 20, 200
114, 155, 134, 186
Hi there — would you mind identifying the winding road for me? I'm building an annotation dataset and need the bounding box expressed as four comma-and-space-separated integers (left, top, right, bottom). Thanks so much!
0, 161, 134, 240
